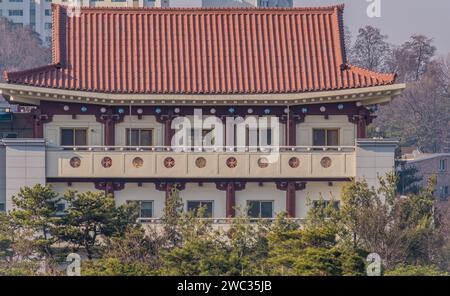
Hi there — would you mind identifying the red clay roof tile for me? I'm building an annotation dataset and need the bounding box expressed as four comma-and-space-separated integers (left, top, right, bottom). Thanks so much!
4, 4, 396, 94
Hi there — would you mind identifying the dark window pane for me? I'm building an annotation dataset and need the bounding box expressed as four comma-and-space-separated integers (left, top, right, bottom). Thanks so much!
313, 129, 326, 146
327, 130, 339, 146
61, 129, 74, 145
187, 201, 201, 213
260, 201, 273, 218
187, 201, 213, 218
0, 203, 5, 212
140, 130, 152, 146
202, 202, 213, 218
74, 129, 87, 146
247, 201, 260, 218
126, 129, 140, 146
140, 201, 153, 218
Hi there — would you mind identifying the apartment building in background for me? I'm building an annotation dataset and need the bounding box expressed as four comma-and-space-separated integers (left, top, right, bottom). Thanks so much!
399, 150, 450, 200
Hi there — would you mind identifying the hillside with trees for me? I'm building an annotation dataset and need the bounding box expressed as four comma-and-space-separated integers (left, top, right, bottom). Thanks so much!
348, 25, 450, 153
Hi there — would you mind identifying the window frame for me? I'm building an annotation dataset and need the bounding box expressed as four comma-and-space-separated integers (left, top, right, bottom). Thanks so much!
312, 128, 340, 147
60, 127, 88, 146
439, 159, 447, 172
125, 128, 154, 147
247, 200, 274, 218
138, 201, 154, 219
186, 200, 214, 218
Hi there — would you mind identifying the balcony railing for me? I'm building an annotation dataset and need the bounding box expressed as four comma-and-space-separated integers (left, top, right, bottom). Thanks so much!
46, 145, 356, 179
54, 145, 356, 153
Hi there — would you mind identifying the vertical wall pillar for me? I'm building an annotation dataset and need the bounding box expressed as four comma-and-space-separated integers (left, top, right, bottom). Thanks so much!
216, 182, 246, 218
348, 113, 375, 140
96, 111, 124, 146
155, 182, 185, 203
282, 114, 304, 147
276, 181, 306, 218
32, 109, 52, 139
94, 182, 125, 198
157, 114, 175, 147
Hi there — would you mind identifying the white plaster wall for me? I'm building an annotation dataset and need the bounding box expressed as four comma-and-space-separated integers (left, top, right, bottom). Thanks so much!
180, 183, 226, 218
356, 142, 396, 189
115, 115, 164, 146
235, 183, 285, 217
296, 115, 356, 147
296, 182, 345, 218
49, 182, 99, 197
114, 183, 166, 218
4, 141, 46, 210
44, 115, 103, 146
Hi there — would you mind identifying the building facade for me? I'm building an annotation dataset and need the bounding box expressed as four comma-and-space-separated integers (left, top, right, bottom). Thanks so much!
399, 151, 450, 200
0, 5, 405, 220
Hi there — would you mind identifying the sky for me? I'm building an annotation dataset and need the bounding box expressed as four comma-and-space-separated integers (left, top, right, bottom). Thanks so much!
294, 0, 450, 54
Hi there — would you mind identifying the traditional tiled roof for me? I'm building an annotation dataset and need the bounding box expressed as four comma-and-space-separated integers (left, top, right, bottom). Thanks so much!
4, 4, 396, 94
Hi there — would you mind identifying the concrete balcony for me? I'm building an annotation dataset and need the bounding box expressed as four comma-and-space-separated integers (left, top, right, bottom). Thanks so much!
45, 146, 357, 180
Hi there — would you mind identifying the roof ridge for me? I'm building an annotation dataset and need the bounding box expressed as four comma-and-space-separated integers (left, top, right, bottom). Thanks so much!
4, 64, 59, 82
346, 64, 396, 82
55, 3, 344, 13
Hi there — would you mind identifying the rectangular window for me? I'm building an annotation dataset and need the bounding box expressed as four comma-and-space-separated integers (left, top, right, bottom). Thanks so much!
313, 129, 339, 146
8, 10, 23, 16
44, 9, 51, 16
247, 201, 273, 218
9, 0, 23, 2
439, 159, 447, 172
187, 201, 213, 218
190, 129, 215, 146
0, 203, 5, 212
313, 200, 341, 212
139, 201, 153, 218
61, 128, 87, 146
126, 128, 153, 146
44, 23, 52, 30
0, 10, 2, 17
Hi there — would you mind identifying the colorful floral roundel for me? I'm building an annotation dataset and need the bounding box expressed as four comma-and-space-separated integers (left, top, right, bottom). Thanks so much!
288, 157, 300, 168
321, 157, 332, 168
132, 157, 144, 168
257, 157, 269, 168
226, 157, 238, 168
70, 157, 81, 168
101, 157, 113, 168
164, 157, 176, 169
195, 157, 207, 168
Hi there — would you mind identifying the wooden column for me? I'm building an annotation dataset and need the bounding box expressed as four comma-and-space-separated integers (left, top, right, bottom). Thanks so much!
32, 109, 52, 139
156, 114, 175, 147
216, 182, 246, 218
155, 182, 186, 202
276, 181, 306, 218
96, 111, 123, 146
281, 114, 304, 147
348, 113, 375, 140
94, 182, 125, 198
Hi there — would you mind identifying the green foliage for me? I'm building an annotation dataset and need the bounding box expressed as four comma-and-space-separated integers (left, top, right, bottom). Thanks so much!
396, 164, 423, 195
385, 264, 448, 276
57, 190, 137, 259
1, 174, 449, 276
